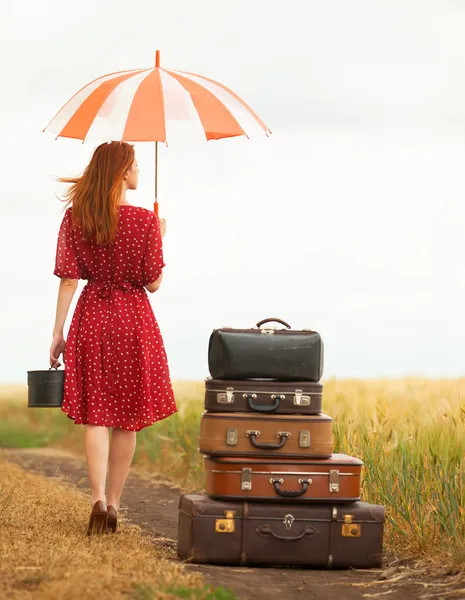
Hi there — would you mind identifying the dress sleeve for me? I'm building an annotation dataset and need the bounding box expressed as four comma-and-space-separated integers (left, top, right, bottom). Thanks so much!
53, 209, 81, 279
141, 213, 165, 285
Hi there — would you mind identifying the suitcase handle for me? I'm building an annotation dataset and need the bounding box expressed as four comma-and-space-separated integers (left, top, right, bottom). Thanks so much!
256, 317, 291, 329
246, 431, 291, 450
244, 394, 281, 413
256, 524, 317, 542
270, 477, 312, 498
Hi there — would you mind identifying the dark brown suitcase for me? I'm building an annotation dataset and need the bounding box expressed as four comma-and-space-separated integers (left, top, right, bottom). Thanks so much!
177, 494, 384, 568
204, 454, 362, 502
199, 412, 333, 459
204, 379, 323, 415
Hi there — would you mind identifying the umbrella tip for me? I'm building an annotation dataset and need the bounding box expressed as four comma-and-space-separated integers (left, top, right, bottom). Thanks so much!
155, 50, 160, 68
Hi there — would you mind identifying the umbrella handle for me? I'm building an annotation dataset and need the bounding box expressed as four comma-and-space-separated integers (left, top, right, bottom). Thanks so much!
154, 140, 159, 215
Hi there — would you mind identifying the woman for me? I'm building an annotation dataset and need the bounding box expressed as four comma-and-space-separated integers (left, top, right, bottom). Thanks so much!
49, 141, 177, 536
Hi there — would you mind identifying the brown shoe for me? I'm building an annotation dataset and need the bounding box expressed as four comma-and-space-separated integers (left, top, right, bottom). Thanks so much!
87, 501, 108, 536
107, 505, 118, 533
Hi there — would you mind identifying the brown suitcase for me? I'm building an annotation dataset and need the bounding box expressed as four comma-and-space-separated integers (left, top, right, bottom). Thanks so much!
199, 412, 333, 459
177, 494, 384, 568
204, 379, 323, 415
204, 454, 362, 502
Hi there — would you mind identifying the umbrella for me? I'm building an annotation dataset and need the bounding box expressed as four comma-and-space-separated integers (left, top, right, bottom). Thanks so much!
43, 50, 271, 214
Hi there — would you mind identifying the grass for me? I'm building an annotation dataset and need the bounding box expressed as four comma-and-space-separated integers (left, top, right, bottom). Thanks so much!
327, 378, 465, 561
161, 585, 236, 599
130, 583, 237, 600
1, 378, 465, 566
0, 458, 233, 600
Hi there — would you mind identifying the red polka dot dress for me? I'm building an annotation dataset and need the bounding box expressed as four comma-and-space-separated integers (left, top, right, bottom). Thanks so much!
54, 205, 177, 431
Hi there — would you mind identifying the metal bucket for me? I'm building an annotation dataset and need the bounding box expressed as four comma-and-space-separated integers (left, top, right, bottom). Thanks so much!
27, 368, 65, 408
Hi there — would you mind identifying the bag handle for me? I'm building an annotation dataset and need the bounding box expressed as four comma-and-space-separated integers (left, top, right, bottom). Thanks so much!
256, 524, 317, 541
256, 317, 291, 329
246, 430, 291, 450
244, 393, 280, 413
270, 477, 312, 498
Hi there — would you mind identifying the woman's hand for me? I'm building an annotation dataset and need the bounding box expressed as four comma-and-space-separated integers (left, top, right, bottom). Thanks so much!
50, 333, 66, 368
159, 218, 166, 239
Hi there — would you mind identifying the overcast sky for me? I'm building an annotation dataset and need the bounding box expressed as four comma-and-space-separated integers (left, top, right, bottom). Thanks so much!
1, 0, 465, 383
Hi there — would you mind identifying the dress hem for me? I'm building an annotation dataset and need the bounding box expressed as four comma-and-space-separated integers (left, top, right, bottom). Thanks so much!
61, 406, 177, 432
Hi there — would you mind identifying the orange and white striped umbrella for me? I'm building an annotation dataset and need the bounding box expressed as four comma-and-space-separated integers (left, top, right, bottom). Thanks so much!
44, 51, 270, 212
44, 50, 270, 143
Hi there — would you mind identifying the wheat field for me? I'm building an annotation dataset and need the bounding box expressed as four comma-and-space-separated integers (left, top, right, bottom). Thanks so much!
1, 378, 464, 566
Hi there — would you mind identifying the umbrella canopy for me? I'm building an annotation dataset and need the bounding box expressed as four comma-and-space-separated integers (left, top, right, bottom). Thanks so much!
44, 51, 270, 212
44, 51, 270, 143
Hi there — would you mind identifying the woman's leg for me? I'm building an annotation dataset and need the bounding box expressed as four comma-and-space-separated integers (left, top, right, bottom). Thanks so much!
85, 425, 110, 506
106, 428, 137, 509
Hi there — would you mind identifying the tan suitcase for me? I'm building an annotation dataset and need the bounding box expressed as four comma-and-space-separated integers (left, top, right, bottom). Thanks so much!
199, 412, 333, 458
204, 454, 362, 502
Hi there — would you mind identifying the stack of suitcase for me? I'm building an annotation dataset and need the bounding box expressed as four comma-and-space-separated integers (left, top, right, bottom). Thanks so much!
177, 319, 385, 569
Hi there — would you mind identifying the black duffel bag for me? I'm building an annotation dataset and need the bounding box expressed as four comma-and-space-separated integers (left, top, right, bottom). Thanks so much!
208, 318, 324, 382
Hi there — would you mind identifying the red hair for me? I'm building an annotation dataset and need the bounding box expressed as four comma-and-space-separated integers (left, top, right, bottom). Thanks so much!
59, 141, 135, 245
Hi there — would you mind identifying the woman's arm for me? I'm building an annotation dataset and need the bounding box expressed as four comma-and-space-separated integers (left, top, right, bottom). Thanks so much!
143, 218, 166, 294
144, 272, 163, 293
49, 278, 79, 367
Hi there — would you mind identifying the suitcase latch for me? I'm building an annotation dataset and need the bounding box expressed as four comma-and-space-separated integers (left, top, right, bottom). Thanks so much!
329, 470, 340, 493
241, 468, 252, 491
215, 510, 236, 533
226, 428, 238, 446
217, 387, 234, 404
261, 328, 275, 335
342, 514, 361, 537
294, 390, 311, 406
299, 430, 311, 448
283, 514, 295, 529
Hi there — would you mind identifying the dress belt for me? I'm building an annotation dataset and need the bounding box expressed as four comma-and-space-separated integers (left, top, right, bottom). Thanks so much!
86, 280, 141, 298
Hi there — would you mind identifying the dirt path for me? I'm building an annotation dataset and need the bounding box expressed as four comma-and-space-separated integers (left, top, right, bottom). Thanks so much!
1, 448, 459, 600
